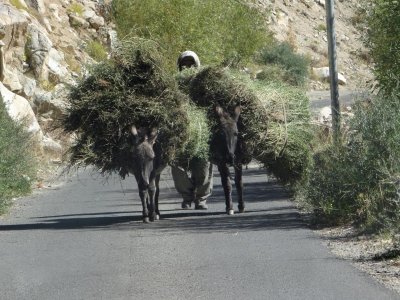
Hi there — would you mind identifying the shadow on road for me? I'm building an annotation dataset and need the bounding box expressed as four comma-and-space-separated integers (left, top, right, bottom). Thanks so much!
0, 168, 306, 234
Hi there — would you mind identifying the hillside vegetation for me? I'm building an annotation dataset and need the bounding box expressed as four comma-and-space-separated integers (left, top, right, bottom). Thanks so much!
0, 95, 36, 213
298, 0, 400, 234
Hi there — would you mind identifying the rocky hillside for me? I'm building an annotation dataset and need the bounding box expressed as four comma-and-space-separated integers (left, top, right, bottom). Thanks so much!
0, 0, 114, 159
262, 0, 373, 90
0, 0, 371, 161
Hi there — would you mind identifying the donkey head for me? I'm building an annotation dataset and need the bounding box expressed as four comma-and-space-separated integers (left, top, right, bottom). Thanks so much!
214, 105, 241, 165
130, 125, 158, 187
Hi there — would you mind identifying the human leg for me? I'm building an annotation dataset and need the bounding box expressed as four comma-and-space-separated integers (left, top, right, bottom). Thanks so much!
171, 166, 195, 208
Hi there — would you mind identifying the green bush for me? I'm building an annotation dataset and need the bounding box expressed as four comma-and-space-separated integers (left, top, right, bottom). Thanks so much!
0, 95, 36, 214
86, 41, 108, 62
256, 42, 310, 86
366, 0, 400, 95
302, 92, 400, 229
67, 2, 84, 16
111, 0, 273, 73
10, 0, 26, 10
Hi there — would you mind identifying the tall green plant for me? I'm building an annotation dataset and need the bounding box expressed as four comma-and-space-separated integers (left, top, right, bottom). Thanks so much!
0, 95, 36, 213
111, 0, 272, 73
366, 0, 400, 94
257, 42, 310, 86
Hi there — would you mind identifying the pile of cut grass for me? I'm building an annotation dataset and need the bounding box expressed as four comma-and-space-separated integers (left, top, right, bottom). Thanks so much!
181, 66, 312, 183
61, 39, 192, 177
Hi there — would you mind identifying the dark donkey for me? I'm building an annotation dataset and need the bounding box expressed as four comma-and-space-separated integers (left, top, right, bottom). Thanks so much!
129, 126, 165, 223
211, 105, 245, 215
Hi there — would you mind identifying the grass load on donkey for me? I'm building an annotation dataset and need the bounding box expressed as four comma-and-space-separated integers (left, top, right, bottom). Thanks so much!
179, 66, 312, 184
61, 40, 209, 178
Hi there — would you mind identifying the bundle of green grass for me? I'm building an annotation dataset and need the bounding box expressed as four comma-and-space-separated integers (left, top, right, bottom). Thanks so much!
180, 66, 312, 184
245, 78, 313, 184
62, 40, 206, 177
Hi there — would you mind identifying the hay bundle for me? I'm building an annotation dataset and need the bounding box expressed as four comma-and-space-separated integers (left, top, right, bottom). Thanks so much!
245, 79, 313, 184
174, 102, 210, 171
61, 40, 191, 177
187, 67, 269, 163
183, 66, 312, 183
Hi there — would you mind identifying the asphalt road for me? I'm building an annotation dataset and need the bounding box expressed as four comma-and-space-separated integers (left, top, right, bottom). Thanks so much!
307, 89, 363, 111
0, 165, 398, 300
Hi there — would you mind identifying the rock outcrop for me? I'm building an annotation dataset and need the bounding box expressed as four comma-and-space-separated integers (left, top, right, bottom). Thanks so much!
0, 0, 112, 158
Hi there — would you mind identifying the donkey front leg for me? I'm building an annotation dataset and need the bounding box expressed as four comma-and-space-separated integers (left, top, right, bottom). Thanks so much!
147, 176, 157, 222
234, 163, 244, 213
218, 164, 234, 215
139, 188, 150, 223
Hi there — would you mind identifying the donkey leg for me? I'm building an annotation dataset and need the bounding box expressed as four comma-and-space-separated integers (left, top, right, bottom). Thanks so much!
154, 173, 161, 220
234, 164, 244, 213
218, 164, 234, 215
139, 188, 150, 223
148, 175, 157, 222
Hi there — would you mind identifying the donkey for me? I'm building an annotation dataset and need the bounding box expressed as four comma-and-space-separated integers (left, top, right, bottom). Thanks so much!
210, 105, 245, 215
129, 126, 165, 223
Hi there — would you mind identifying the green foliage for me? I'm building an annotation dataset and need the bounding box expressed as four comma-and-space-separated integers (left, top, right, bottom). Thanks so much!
302, 92, 400, 229
0, 95, 36, 214
10, 0, 25, 10
67, 2, 84, 16
243, 78, 313, 184
256, 42, 310, 86
366, 0, 400, 94
111, 0, 273, 73
86, 41, 108, 62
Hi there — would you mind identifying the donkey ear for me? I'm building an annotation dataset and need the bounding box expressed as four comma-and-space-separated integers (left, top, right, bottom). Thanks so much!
234, 106, 241, 122
148, 127, 158, 145
216, 106, 224, 117
131, 125, 138, 136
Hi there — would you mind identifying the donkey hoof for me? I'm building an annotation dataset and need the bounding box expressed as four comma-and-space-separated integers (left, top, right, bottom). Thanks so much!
227, 209, 235, 215
238, 208, 245, 213
143, 217, 150, 223
155, 214, 160, 221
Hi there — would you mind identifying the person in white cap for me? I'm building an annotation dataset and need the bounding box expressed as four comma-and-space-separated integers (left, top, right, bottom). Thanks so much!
172, 51, 213, 210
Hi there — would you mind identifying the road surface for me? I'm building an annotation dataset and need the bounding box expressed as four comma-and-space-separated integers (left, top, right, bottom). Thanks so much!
0, 165, 398, 300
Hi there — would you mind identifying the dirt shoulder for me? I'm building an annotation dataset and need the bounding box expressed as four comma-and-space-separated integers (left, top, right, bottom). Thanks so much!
315, 226, 400, 295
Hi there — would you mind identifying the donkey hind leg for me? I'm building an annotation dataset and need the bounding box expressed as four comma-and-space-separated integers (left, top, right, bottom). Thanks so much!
218, 164, 234, 215
234, 163, 244, 213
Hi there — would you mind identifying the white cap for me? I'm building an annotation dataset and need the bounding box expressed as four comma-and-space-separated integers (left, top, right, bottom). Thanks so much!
177, 51, 200, 70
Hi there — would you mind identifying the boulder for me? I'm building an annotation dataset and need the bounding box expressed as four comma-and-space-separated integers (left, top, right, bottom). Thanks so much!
319, 106, 332, 124
25, 0, 46, 14
69, 15, 90, 29
17, 73, 37, 99
89, 15, 105, 30
26, 23, 53, 79
0, 82, 43, 139
42, 134, 62, 154
0, 3, 29, 50
3, 69, 23, 92
82, 8, 96, 20
312, 67, 347, 85
48, 3, 62, 22
45, 48, 69, 84
33, 84, 68, 117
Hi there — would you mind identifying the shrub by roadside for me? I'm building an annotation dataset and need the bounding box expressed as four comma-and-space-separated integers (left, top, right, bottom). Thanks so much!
298, 91, 400, 232
0, 94, 36, 214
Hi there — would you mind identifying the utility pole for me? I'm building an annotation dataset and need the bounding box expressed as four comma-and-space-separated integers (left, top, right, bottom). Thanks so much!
325, 0, 341, 143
